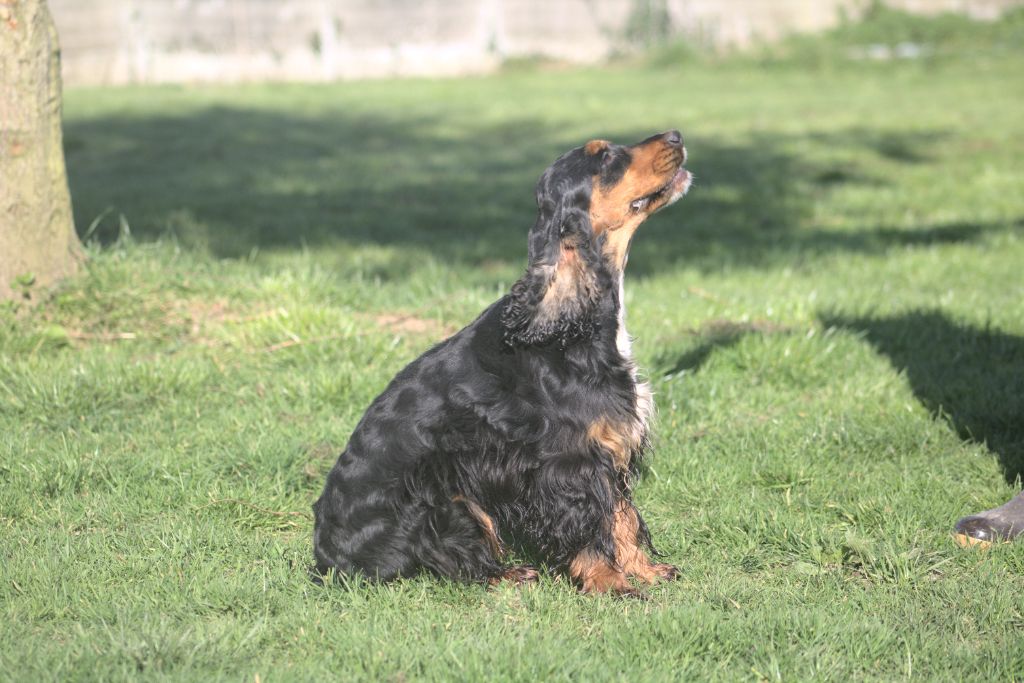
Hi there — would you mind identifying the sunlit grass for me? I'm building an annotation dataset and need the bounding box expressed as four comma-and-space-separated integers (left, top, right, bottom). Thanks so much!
2, 20, 1023, 681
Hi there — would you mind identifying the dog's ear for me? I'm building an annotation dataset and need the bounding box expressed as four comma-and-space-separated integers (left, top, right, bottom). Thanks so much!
502, 183, 601, 349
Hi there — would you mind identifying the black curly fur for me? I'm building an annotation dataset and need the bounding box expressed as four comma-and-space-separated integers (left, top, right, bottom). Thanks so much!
312, 133, 682, 589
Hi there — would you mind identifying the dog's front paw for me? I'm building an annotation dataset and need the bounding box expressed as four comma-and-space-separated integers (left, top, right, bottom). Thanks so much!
651, 563, 680, 582
504, 565, 541, 585
489, 565, 541, 587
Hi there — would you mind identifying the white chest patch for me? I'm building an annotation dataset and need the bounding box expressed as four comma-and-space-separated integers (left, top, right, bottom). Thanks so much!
615, 276, 633, 360
615, 275, 654, 438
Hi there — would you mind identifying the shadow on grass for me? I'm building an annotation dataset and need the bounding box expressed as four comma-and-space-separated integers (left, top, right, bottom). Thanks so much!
809, 127, 947, 164
656, 320, 796, 377
62, 104, 1002, 276
65, 107, 556, 268
821, 310, 1024, 484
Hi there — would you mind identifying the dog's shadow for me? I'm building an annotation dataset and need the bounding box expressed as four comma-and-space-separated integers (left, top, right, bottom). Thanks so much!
654, 319, 795, 378
821, 310, 1024, 484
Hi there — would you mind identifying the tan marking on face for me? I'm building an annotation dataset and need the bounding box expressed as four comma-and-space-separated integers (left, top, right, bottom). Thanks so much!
585, 139, 610, 155
589, 137, 686, 270
487, 565, 540, 586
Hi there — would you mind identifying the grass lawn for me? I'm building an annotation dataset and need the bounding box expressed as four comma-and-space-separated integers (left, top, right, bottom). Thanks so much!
3, 12, 1024, 682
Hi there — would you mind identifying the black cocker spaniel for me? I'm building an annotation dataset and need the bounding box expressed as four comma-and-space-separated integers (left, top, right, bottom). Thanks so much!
313, 130, 691, 596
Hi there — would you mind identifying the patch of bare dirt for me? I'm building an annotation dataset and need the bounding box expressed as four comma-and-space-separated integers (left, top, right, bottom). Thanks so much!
362, 312, 458, 339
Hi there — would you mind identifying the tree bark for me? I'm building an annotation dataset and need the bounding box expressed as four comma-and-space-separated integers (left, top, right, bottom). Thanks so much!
0, 0, 82, 302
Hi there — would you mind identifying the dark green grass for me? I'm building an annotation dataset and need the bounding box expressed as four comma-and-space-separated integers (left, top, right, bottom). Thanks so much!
3, 19, 1024, 681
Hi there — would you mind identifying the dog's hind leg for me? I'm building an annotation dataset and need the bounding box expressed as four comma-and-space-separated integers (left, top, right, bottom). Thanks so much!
410, 496, 512, 584
448, 496, 540, 586
312, 483, 420, 582
528, 453, 642, 596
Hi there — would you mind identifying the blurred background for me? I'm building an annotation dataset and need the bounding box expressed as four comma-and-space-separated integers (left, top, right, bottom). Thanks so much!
53, 0, 1021, 85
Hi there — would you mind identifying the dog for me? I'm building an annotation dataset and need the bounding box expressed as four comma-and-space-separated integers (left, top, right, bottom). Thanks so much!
313, 130, 691, 596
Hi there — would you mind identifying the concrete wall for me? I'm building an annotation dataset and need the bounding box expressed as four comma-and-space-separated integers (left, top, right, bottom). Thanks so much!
50, 0, 1024, 85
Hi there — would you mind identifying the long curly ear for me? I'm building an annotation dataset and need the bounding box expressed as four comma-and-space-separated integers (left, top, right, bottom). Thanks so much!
502, 199, 600, 348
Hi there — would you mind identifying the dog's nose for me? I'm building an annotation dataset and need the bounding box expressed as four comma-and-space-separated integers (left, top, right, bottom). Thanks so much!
664, 130, 683, 147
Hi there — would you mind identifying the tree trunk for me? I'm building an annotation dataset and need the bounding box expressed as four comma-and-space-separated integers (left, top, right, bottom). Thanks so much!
0, 0, 82, 302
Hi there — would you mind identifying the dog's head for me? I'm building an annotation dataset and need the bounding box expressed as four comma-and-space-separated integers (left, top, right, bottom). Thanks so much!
503, 130, 690, 348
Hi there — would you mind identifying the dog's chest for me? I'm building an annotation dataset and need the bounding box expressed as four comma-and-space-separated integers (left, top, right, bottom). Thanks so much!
616, 276, 652, 397
609, 276, 654, 465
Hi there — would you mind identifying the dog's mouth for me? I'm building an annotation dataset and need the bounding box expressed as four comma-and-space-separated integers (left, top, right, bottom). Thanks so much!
666, 165, 692, 202
629, 163, 692, 214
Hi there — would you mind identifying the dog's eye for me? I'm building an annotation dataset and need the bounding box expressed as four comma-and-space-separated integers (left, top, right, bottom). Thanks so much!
630, 197, 650, 212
